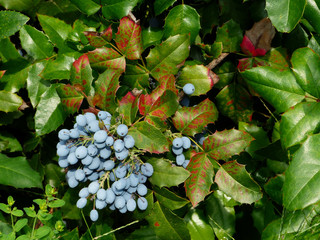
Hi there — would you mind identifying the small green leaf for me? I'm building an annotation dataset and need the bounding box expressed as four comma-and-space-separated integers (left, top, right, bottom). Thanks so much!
283, 134, 320, 210
266, 0, 307, 32
178, 65, 214, 96
11, 209, 23, 217
24, 206, 36, 218
35, 85, 67, 136
154, 0, 177, 15
0, 91, 23, 113
216, 20, 243, 52
129, 122, 169, 153
241, 66, 305, 112
0, 203, 10, 213
146, 34, 190, 81
115, 16, 143, 60
70, 0, 100, 15
14, 218, 27, 232
148, 158, 190, 187
0, 11, 29, 39
164, 4, 200, 43
172, 99, 218, 136
19, 25, 54, 60
48, 199, 65, 208
0, 153, 42, 188
34, 226, 51, 239
185, 152, 214, 207
101, 0, 139, 20
153, 186, 189, 210
145, 201, 190, 240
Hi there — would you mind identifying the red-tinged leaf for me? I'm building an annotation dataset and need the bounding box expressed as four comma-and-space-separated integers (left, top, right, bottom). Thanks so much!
128, 121, 169, 153
84, 31, 108, 48
148, 90, 179, 119
118, 91, 138, 125
115, 17, 143, 60
93, 69, 121, 114
172, 99, 218, 136
157, 74, 179, 94
101, 25, 112, 41
240, 36, 267, 57
56, 84, 84, 115
203, 129, 254, 161
216, 83, 253, 123
0, 71, 5, 79
215, 161, 263, 204
87, 47, 126, 73
145, 115, 168, 129
185, 152, 214, 207
146, 34, 190, 81
138, 94, 153, 116
70, 54, 94, 96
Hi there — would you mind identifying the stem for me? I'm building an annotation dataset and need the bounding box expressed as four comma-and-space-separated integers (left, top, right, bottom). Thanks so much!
259, 97, 279, 123
189, 137, 204, 151
10, 212, 14, 232
206, 53, 229, 69
93, 220, 139, 240
81, 210, 94, 240
31, 216, 37, 239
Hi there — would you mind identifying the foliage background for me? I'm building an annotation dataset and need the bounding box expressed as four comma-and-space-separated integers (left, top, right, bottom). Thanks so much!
1, 0, 320, 239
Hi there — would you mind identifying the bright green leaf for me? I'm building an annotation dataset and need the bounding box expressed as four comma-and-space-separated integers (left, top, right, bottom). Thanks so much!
154, 0, 177, 15
70, 0, 100, 15
142, 27, 163, 49
153, 186, 189, 210
14, 218, 27, 232
216, 20, 242, 52
101, 0, 139, 20
0, 91, 22, 113
0, 11, 29, 39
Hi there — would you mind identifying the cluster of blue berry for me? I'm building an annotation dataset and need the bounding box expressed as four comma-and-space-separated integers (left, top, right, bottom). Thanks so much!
56, 112, 153, 221
172, 136, 191, 168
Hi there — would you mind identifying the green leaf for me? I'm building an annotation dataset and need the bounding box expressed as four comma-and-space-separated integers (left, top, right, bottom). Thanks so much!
61, 189, 81, 220
291, 47, 320, 98
0, 203, 10, 213
142, 27, 163, 49
0, 11, 29, 39
0, 36, 24, 63
0, 0, 38, 11
280, 102, 320, 149
35, 85, 66, 136
101, 0, 139, 20
0, 131, 22, 152
216, 20, 243, 52
19, 25, 54, 60
164, 5, 200, 43
93, 69, 121, 114
115, 16, 143, 60
23, 207, 36, 218
34, 226, 51, 239
128, 122, 169, 153
48, 199, 65, 208
38, 14, 73, 53
44, 164, 65, 188
41, 53, 78, 80
128, 227, 160, 240
56, 84, 84, 115
11, 209, 23, 217
241, 66, 305, 112
184, 209, 215, 240
304, 0, 320, 34
185, 152, 214, 207
0, 153, 42, 188
123, 64, 149, 90
215, 160, 263, 204
146, 34, 190, 81
215, 61, 236, 89
27, 61, 50, 107
266, 0, 307, 32
70, 54, 94, 97
264, 174, 284, 205
118, 91, 138, 126
14, 218, 27, 232
178, 65, 214, 96
0, 66, 30, 93
70, 0, 100, 15
172, 99, 218, 136
283, 134, 320, 210
154, 0, 177, 15
216, 83, 253, 123
203, 129, 254, 161
87, 47, 126, 73
153, 186, 189, 210
205, 192, 235, 239
148, 158, 190, 187
0, 91, 22, 113
308, 34, 320, 55
255, 140, 289, 163
145, 201, 190, 240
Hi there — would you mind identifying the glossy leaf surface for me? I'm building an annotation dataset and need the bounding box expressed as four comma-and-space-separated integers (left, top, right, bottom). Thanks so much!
0, 11, 29, 39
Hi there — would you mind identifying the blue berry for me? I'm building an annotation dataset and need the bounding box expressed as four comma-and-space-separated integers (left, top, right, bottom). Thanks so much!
124, 135, 135, 149
76, 115, 87, 127
105, 188, 115, 204
57, 145, 70, 157
109, 203, 116, 210
115, 179, 127, 190
127, 186, 137, 194
105, 136, 114, 146
117, 124, 128, 137
75, 146, 87, 159
98, 111, 111, 120
81, 155, 93, 166
138, 173, 147, 184
79, 187, 89, 198
115, 165, 127, 178
129, 173, 139, 187
137, 184, 147, 196
180, 96, 190, 107
67, 152, 78, 165
182, 136, 191, 149
103, 160, 115, 171
58, 158, 68, 168
176, 154, 185, 166
126, 198, 136, 212
83, 167, 93, 175
95, 199, 106, 210
113, 139, 125, 152
94, 141, 106, 149
88, 157, 100, 170
99, 147, 112, 159
172, 138, 183, 148
137, 197, 148, 210
115, 148, 129, 160
75, 169, 85, 181
85, 112, 96, 122
182, 159, 190, 169
114, 196, 126, 209
97, 189, 107, 200
88, 120, 100, 132
87, 144, 98, 156
141, 163, 154, 177
109, 172, 115, 181
183, 83, 195, 95
58, 129, 70, 141
69, 129, 80, 138
76, 198, 87, 209
119, 205, 127, 213
94, 130, 108, 143
90, 209, 99, 222
88, 172, 99, 181
88, 181, 100, 194
67, 177, 79, 188
172, 146, 183, 155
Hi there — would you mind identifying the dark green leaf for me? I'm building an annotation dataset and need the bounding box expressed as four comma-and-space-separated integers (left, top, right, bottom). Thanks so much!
255, 140, 289, 163
154, 0, 177, 15
0, 131, 22, 152
145, 201, 190, 240
0, 91, 23, 112
19, 25, 54, 60
0, 11, 29, 39
128, 122, 169, 153
0, 153, 42, 188
266, 0, 307, 32
123, 64, 149, 90
264, 174, 284, 205
0, 0, 37, 11
101, 0, 139, 20
148, 158, 190, 187
35, 85, 67, 136
70, 0, 100, 15
185, 209, 215, 240
44, 163, 65, 188
142, 27, 163, 49
0, 38, 24, 63
241, 66, 305, 112
61, 189, 81, 220
128, 226, 160, 240
215, 61, 236, 89
216, 20, 243, 52
153, 186, 189, 210
304, 0, 320, 34
308, 34, 320, 55
164, 4, 200, 43
283, 134, 320, 210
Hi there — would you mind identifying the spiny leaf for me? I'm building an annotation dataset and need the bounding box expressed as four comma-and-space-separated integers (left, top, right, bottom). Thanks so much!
185, 152, 214, 207
123, 64, 149, 90
203, 129, 254, 161
115, 16, 143, 60
0, 91, 23, 113
216, 19, 243, 52
0, 11, 29, 40
87, 47, 126, 73
56, 84, 84, 115
118, 91, 138, 125
154, 186, 189, 210
101, 0, 139, 20
215, 160, 263, 204
84, 31, 108, 48
154, 0, 177, 15
172, 99, 218, 136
